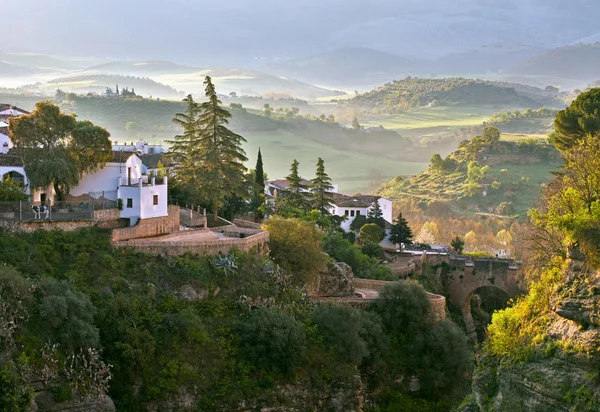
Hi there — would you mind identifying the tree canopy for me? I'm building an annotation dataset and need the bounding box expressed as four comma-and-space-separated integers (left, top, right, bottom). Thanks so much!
389, 212, 413, 247
8, 101, 111, 200
554, 88, 600, 152
311, 157, 334, 214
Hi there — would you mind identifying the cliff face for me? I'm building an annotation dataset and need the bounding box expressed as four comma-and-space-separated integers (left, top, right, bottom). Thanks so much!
468, 257, 600, 411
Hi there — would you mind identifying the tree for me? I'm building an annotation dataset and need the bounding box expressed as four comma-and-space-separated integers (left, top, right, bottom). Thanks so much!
0, 177, 28, 202
239, 308, 307, 374
263, 103, 272, 118
350, 214, 368, 232
415, 225, 436, 245
359, 223, 384, 245
450, 236, 465, 254
554, 88, 600, 152
326, 114, 335, 123
482, 126, 501, 147
184, 77, 248, 219
283, 160, 309, 211
389, 212, 413, 247
9, 101, 111, 201
311, 157, 334, 214
262, 216, 328, 285
430, 153, 444, 171
252, 148, 266, 221
367, 199, 386, 229
464, 230, 477, 250
352, 117, 361, 130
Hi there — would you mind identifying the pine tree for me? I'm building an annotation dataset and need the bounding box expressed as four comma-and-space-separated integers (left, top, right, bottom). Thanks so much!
389, 212, 413, 248
311, 157, 334, 214
195, 76, 248, 220
285, 159, 309, 211
168, 95, 200, 195
367, 199, 386, 228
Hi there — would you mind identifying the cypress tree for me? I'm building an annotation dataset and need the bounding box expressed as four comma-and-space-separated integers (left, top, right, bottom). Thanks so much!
311, 157, 334, 214
255, 148, 265, 188
253, 148, 266, 221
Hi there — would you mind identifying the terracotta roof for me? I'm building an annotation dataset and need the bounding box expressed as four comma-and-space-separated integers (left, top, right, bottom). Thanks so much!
0, 155, 23, 167
139, 153, 172, 169
110, 151, 136, 163
267, 178, 311, 189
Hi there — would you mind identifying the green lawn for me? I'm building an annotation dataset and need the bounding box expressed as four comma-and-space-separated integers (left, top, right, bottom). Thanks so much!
243, 131, 427, 194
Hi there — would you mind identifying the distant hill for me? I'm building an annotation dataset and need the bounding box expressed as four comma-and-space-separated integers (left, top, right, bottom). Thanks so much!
87, 60, 202, 75
513, 43, 600, 81
424, 44, 544, 76
0, 52, 106, 71
24, 74, 183, 99
0, 61, 38, 77
351, 77, 540, 114
268, 47, 416, 87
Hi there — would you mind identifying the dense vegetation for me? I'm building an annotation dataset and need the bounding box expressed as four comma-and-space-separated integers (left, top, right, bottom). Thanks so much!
0, 226, 473, 411
348, 77, 540, 114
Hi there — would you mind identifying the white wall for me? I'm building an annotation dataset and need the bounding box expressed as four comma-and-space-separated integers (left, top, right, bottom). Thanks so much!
118, 177, 168, 224
379, 198, 393, 226
332, 197, 393, 232
70, 156, 143, 199
0, 133, 12, 153
0, 166, 28, 192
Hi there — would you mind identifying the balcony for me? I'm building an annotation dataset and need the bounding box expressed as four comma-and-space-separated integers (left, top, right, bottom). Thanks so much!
118, 176, 167, 187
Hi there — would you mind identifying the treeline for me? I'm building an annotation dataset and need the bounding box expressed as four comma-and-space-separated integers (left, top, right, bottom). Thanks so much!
485, 107, 559, 126
348, 77, 539, 114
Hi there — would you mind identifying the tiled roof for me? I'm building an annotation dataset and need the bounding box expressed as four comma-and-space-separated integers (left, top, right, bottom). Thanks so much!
0, 155, 23, 167
267, 178, 311, 189
110, 151, 136, 163
138, 153, 172, 169
332, 193, 381, 208
0, 104, 29, 115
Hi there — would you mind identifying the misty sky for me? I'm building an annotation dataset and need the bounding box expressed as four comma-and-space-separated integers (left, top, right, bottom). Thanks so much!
3, 0, 600, 65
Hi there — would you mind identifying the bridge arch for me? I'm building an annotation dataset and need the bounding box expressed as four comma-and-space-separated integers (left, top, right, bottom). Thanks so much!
443, 258, 520, 340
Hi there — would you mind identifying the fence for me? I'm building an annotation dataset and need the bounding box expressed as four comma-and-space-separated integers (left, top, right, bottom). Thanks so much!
89, 191, 118, 210
0, 201, 96, 222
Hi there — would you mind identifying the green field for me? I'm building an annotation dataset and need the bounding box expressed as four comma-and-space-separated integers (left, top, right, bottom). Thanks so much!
243, 131, 427, 194
363, 105, 512, 132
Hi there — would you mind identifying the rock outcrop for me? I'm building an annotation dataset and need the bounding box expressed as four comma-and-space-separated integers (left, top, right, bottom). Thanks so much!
317, 262, 355, 297
468, 255, 600, 411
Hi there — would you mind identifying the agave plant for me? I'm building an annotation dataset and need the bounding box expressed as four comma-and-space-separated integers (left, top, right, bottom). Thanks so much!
213, 254, 238, 277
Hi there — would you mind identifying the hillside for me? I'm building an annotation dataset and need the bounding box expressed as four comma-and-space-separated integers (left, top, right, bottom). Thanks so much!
513, 43, 600, 81
87, 60, 202, 75
268, 47, 416, 87
376, 129, 561, 216
350, 77, 540, 114
24, 74, 184, 99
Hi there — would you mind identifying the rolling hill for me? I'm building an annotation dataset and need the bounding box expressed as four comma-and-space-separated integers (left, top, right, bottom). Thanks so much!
513, 43, 600, 81
87, 60, 202, 75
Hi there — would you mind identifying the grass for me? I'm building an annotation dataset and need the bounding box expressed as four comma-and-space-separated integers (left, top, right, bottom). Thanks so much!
243, 131, 427, 194
500, 133, 548, 142
363, 105, 508, 131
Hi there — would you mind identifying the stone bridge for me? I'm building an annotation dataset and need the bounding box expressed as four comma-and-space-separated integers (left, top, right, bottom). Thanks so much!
442, 256, 520, 339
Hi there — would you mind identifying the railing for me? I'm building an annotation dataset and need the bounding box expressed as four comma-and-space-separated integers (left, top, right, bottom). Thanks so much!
118, 176, 167, 186
0, 201, 95, 222
89, 191, 118, 211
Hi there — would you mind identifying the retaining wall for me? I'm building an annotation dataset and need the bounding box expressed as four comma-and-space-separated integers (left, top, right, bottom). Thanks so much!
232, 219, 262, 229
15, 208, 122, 232
111, 205, 179, 242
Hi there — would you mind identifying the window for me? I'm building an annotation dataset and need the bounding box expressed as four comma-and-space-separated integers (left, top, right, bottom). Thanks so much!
153, 194, 159, 205
126, 198, 133, 208
356, 210, 361, 216
344, 210, 349, 216
350, 210, 355, 217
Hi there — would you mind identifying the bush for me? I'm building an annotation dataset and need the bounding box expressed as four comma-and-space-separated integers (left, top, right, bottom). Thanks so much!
239, 308, 307, 374
495, 201, 516, 215
362, 242, 384, 259
310, 305, 387, 369
359, 223, 384, 244
376, 280, 432, 339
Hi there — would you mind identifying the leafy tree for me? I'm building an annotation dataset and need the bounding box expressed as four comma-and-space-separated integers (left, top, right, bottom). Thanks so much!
351, 117, 361, 130
9, 101, 111, 200
359, 223, 384, 245
263, 103, 272, 118
389, 212, 413, 247
367, 199, 386, 229
239, 308, 306, 374
0, 177, 28, 202
311, 157, 334, 214
0, 366, 32, 411
450, 236, 465, 254
554, 89, 600, 152
283, 159, 309, 211
262, 216, 328, 285
350, 214, 367, 232
482, 126, 501, 146
415, 225, 436, 245
376, 280, 432, 338
430, 153, 444, 171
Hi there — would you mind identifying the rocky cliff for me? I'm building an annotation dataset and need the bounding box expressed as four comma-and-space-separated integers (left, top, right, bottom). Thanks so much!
466, 254, 600, 411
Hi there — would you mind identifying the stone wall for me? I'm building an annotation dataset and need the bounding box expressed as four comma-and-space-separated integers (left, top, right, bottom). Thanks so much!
232, 218, 262, 229
111, 205, 180, 242
119, 231, 270, 256
12, 208, 122, 232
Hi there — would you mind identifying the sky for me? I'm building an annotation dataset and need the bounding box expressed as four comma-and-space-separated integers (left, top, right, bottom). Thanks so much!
3, 0, 600, 65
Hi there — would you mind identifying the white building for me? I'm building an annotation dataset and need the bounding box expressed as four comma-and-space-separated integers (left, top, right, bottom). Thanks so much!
265, 179, 339, 198
0, 105, 29, 123
0, 123, 11, 154
0, 155, 28, 188
112, 140, 165, 155
330, 194, 393, 232
31, 151, 168, 225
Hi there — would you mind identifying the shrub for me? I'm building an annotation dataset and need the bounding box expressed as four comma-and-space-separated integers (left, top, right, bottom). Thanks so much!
376, 280, 432, 339
359, 223, 384, 244
239, 308, 307, 374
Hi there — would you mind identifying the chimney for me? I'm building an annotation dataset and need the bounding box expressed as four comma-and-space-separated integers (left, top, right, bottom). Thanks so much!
2, 142, 8, 155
